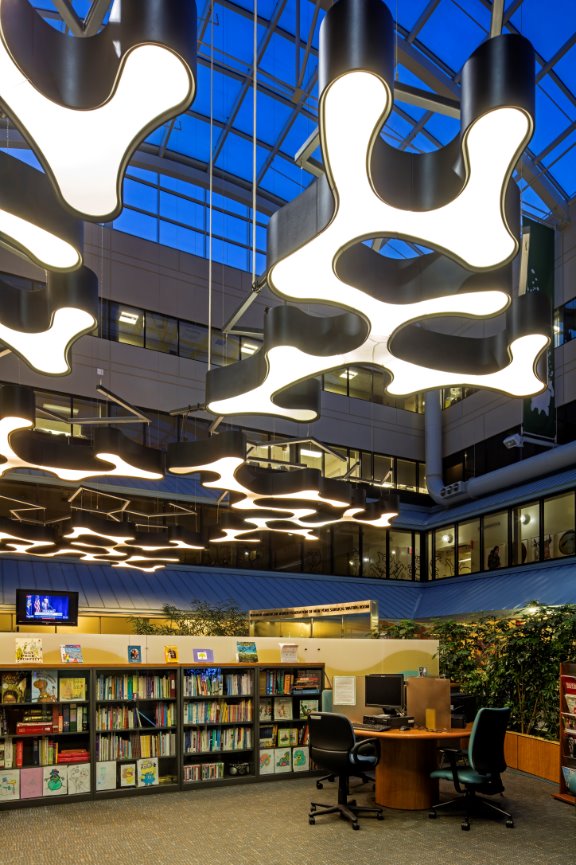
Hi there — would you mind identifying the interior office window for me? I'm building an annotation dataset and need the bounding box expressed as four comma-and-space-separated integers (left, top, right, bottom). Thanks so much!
388, 530, 413, 580
560, 298, 576, 346
107, 302, 145, 347
413, 533, 422, 579
458, 519, 480, 574
324, 446, 348, 478
35, 391, 73, 436
346, 449, 361, 479
512, 501, 540, 564
397, 459, 417, 491
323, 369, 348, 396
179, 321, 209, 362
303, 527, 331, 574
434, 527, 455, 578
239, 336, 262, 360
347, 367, 373, 402
269, 533, 303, 572
544, 491, 575, 559
362, 525, 387, 578
298, 443, 323, 471
483, 510, 509, 569
333, 524, 360, 576
427, 531, 434, 579
374, 453, 394, 487
145, 312, 178, 355
399, 392, 424, 414
360, 451, 373, 480
148, 412, 179, 450
417, 464, 427, 494
71, 396, 104, 438
210, 332, 241, 367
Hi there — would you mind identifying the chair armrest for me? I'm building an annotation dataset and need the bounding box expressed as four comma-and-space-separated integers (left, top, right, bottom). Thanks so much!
437, 748, 467, 792
352, 738, 380, 760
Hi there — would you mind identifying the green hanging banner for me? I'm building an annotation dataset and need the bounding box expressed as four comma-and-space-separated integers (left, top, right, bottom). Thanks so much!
522, 218, 555, 440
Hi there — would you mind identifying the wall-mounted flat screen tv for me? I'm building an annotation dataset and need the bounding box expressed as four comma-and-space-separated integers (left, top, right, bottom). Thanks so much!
15, 589, 79, 626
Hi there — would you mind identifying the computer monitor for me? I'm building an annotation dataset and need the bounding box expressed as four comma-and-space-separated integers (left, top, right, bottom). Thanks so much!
364, 674, 405, 716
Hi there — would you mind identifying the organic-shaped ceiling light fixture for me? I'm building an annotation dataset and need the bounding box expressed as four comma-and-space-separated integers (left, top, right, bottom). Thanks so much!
206, 0, 550, 423
0, 0, 197, 220
168, 432, 398, 541
0, 384, 164, 482
0, 266, 98, 375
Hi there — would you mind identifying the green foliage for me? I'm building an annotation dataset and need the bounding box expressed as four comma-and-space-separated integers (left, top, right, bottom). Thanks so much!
377, 619, 423, 639
129, 600, 249, 637
375, 602, 576, 739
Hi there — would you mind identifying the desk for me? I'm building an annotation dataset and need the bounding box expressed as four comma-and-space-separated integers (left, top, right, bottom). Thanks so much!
354, 725, 472, 811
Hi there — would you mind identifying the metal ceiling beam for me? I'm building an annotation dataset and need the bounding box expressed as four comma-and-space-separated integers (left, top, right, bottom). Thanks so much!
490, 0, 505, 38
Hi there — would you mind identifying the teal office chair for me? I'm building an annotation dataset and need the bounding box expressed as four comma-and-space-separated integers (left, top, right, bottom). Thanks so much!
429, 707, 514, 831
308, 712, 384, 830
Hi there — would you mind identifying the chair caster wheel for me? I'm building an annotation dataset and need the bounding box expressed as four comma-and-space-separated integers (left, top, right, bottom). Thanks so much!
310, 805, 316, 812
429, 811, 437, 819
352, 822, 360, 830
461, 822, 470, 831
506, 819, 514, 828
309, 817, 315, 825
316, 782, 323, 789
377, 812, 384, 821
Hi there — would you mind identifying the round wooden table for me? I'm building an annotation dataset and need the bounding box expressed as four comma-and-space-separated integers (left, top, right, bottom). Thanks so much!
354, 725, 472, 810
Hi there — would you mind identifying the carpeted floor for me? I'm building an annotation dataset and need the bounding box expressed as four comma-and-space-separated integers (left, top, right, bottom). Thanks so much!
2, 770, 573, 865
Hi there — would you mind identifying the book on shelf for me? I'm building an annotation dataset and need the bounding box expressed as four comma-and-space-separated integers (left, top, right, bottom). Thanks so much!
0, 768, 20, 800
20, 767, 43, 800
60, 644, 84, 663
31, 671, 58, 703
96, 760, 117, 791
67, 763, 91, 795
192, 648, 215, 663
299, 698, 319, 719
277, 727, 298, 747
274, 747, 292, 773
236, 641, 258, 663
137, 756, 159, 787
273, 696, 293, 721
59, 677, 87, 702
259, 748, 275, 775
120, 763, 136, 787
15, 637, 43, 664
258, 724, 277, 748
164, 645, 179, 664
259, 698, 273, 722
1, 672, 27, 704
292, 745, 310, 772
15, 740, 24, 768
128, 645, 142, 664
43, 764, 68, 797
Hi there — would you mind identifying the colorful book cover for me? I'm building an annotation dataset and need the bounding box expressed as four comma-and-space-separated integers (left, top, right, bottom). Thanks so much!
20, 767, 43, 799
259, 724, 277, 748
137, 757, 159, 787
15, 637, 43, 664
299, 699, 319, 719
120, 763, 136, 787
128, 645, 142, 663
59, 677, 87, 702
292, 746, 310, 772
273, 696, 293, 721
259, 748, 275, 775
60, 644, 83, 663
236, 641, 258, 663
192, 648, 214, 663
95, 761, 117, 791
43, 764, 68, 797
0, 769, 19, 799
31, 670, 58, 703
1, 673, 27, 704
164, 645, 179, 664
67, 763, 91, 795
259, 698, 273, 722
274, 747, 292, 774
277, 727, 298, 747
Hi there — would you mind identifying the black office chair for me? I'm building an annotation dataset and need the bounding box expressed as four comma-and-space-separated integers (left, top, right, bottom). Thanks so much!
429, 706, 514, 831
308, 712, 384, 830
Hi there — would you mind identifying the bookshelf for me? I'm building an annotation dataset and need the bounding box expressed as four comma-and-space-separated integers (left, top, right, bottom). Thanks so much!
555, 662, 576, 805
181, 665, 255, 785
94, 667, 178, 795
257, 665, 323, 777
0, 662, 324, 808
0, 665, 91, 806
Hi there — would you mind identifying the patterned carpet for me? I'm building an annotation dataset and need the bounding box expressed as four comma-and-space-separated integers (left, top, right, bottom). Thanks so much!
2, 771, 573, 865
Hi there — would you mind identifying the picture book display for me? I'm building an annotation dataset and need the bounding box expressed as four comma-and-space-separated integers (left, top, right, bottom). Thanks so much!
192, 648, 214, 663
137, 756, 159, 786
279, 643, 298, 663
20, 767, 43, 800
60, 644, 84, 663
259, 698, 272, 722
128, 645, 142, 663
15, 637, 43, 664
1, 672, 27, 703
31, 670, 58, 703
274, 748, 292, 773
292, 746, 310, 772
120, 763, 136, 787
59, 677, 87, 701
0, 769, 20, 799
67, 763, 91, 795
273, 696, 293, 721
164, 645, 179, 664
236, 641, 258, 663
277, 727, 298, 747
43, 764, 68, 797
96, 761, 117, 792
299, 699, 319, 719
259, 748, 275, 775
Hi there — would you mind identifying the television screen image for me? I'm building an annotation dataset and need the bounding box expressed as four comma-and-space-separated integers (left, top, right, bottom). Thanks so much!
16, 589, 79, 626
